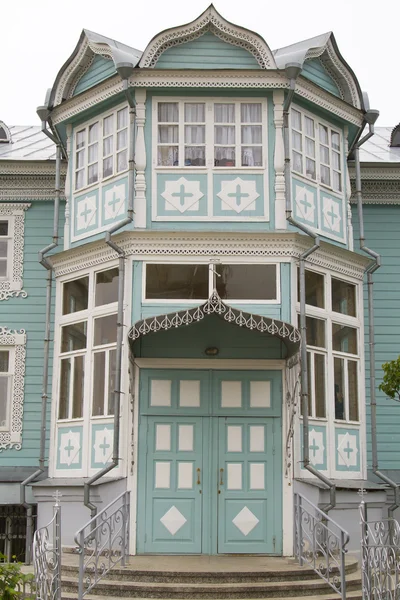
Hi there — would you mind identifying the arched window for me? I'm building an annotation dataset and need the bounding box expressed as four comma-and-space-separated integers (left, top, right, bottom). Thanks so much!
0, 121, 11, 143
390, 124, 400, 147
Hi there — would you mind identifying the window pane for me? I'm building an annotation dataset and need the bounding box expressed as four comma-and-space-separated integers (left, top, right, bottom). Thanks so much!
184, 103, 205, 122
88, 122, 98, 144
298, 270, 325, 308
103, 136, 113, 157
305, 138, 315, 157
320, 125, 329, 145
146, 264, 209, 300
315, 353, 326, 418
216, 264, 277, 300
0, 240, 8, 259
241, 103, 262, 122
72, 355, 85, 419
292, 109, 301, 131
305, 316, 325, 348
331, 131, 340, 151
0, 351, 9, 372
332, 278, 356, 317
215, 125, 235, 145
76, 130, 85, 149
158, 103, 179, 122
117, 107, 128, 129
320, 145, 330, 164
94, 314, 118, 346
88, 163, 98, 185
185, 125, 205, 144
0, 222, 8, 236
103, 156, 113, 178
158, 146, 178, 166
332, 151, 340, 170
158, 125, 178, 144
76, 150, 85, 169
348, 360, 359, 421
117, 150, 127, 172
332, 324, 358, 354
63, 277, 89, 315
61, 322, 87, 353
108, 349, 117, 415
88, 143, 98, 164
333, 171, 341, 192
103, 115, 113, 136
321, 165, 330, 186
117, 129, 127, 150
214, 147, 235, 167
300, 352, 312, 416
75, 169, 84, 190
0, 376, 9, 426
305, 116, 314, 137
292, 130, 302, 151
215, 104, 235, 123
241, 125, 262, 144
306, 158, 316, 179
241, 147, 262, 167
334, 357, 345, 420
59, 358, 71, 419
184, 146, 205, 166
92, 352, 106, 416
292, 151, 302, 173
0, 261, 7, 278
95, 268, 119, 306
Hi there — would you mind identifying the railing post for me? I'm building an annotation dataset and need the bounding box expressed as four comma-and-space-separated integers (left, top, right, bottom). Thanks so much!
340, 530, 346, 600
52, 501, 62, 600
298, 494, 303, 566
78, 529, 84, 600
122, 492, 127, 567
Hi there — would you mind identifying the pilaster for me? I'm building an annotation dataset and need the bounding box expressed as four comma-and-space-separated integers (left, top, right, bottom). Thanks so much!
273, 90, 286, 229
134, 89, 147, 228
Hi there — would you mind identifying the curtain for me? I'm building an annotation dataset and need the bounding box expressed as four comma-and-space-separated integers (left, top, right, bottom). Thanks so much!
185, 125, 205, 144
215, 103, 235, 123
158, 125, 178, 143
241, 103, 261, 123
158, 103, 179, 122
242, 125, 262, 144
215, 126, 235, 145
185, 103, 205, 122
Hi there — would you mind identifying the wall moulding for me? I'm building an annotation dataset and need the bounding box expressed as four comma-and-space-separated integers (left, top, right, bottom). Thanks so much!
50, 231, 368, 280
0, 327, 26, 452
0, 176, 66, 201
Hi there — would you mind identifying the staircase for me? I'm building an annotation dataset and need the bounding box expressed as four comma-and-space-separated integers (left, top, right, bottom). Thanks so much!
60, 553, 362, 599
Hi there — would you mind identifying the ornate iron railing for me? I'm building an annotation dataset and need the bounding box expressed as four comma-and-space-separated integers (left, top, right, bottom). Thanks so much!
32, 496, 62, 600
360, 500, 400, 600
74, 491, 130, 599
294, 493, 349, 599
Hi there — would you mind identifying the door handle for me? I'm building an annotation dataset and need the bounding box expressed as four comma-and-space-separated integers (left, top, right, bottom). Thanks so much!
197, 468, 201, 485
219, 468, 224, 486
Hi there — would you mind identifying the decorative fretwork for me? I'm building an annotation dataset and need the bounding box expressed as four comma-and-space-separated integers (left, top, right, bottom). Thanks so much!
0, 326, 26, 451
350, 180, 400, 203
0, 203, 30, 301
128, 289, 301, 357
294, 493, 349, 599
33, 494, 62, 600
360, 500, 400, 600
74, 491, 130, 599
285, 355, 301, 477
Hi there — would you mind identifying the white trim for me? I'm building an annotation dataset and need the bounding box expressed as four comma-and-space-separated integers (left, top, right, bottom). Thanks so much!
0, 204, 30, 301
0, 327, 26, 451
134, 358, 285, 369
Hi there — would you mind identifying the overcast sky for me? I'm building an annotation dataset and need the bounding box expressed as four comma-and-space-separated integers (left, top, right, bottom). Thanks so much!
2, 0, 399, 127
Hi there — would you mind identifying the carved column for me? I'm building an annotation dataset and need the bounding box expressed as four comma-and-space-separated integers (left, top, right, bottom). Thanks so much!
64, 124, 72, 249
273, 90, 287, 229
134, 89, 147, 228
344, 126, 353, 250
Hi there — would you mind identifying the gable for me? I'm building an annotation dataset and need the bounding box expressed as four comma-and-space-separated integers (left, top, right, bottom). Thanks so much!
155, 31, 261, 70
302, 58, 341, 98
73, 55, 116, 96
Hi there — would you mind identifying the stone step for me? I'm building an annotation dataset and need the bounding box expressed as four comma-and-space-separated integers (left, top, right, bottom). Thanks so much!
61, 571, 362, 599
61, 594, 362, 600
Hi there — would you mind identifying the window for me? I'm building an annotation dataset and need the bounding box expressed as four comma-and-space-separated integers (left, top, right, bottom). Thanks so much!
0, 204, 29, 300
332, 277, 356, 317
144, 263, 278, 302
0, 350, 12, 429
74, 107, 129, 191
291, 108, 342, 192
0, 220, 10, 279
58, 267, 119, 422
0, 328, 26, 450
156, 99, 265, 168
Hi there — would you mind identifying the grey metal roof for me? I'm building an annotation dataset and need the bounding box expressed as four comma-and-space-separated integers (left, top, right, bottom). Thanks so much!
84, 29, 142, 67
273, 32, 332, 69
0, 125, 56, 161
359, 127, 400, 163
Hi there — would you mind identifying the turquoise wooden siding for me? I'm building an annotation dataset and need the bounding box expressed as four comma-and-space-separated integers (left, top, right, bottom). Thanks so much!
0, 201, 63, 467
302, 59, 341, 98
352, 204, 400, 469
73, 55, 116, 96
155, 32, 260, 69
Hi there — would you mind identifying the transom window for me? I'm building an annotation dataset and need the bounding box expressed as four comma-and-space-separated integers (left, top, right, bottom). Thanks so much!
0, 349, 12, 430
291, 107, 342, 192
0, 220, 10, 279
145, 263, 278, 302
74, 107, 129, 191
156, 99, 265, 168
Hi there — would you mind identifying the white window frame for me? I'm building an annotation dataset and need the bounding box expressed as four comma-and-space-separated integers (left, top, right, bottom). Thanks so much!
153, 97, 268, 171
73, 104, 129, 193
0, 347, 13, 431
142, 261, 281, 305
0, 204, 30, 301
0, 327, 26, 451
290, 105, 343, 195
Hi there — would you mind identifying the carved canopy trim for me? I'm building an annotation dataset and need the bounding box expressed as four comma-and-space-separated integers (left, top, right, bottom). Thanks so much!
0, 327, 26, 452
0, 203, 30, 301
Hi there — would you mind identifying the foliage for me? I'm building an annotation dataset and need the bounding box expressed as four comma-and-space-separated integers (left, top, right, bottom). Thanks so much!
0, 554, 35, 599
379, 356, 400, 402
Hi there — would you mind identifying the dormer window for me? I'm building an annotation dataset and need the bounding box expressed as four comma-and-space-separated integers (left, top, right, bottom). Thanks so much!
0, 121, 11, 144
390, 124, 400, 147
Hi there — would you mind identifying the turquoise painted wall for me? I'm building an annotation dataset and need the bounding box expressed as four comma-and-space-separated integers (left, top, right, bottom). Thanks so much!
302, 59, 341, 98
73, 55, 116, 96
155, 32, 260, 70
352, 204, 400, 469
0, 201, 63, 467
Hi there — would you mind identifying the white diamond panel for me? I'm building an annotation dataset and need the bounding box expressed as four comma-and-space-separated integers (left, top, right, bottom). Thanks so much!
155, 462, 171, 488
227, 425, 242, 452
178, 425, 194, 451
250, 381, 271, 408
178, 462, 193, 489
227, 463, 242, 490
250, 426, 265, 452
155, 424, 171, 451
160, 505, 187, 535
232, 506, 259, 536
221, 381, 242, 408
250, 463, 265, 490
150, 380, 172, 406
179, 380, 201, 407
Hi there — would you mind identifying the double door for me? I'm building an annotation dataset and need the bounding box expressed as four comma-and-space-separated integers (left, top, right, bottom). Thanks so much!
137, 369, 282, 554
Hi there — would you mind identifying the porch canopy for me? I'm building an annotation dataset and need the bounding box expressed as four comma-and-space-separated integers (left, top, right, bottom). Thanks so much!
128, 290, 300, 358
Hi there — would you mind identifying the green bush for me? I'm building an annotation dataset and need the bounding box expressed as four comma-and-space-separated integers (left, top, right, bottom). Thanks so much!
379, 356, 400, 402
0, 554, 35, 600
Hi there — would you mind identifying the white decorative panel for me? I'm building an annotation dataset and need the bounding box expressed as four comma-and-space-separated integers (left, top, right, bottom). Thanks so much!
178, 462, 193, 489
250, 381, 271, 408
221, 381, 242, 408
179, 380, 201, 407
227, 426, 242, 452
232, 506, 259, 536
155, 462, 171, 488
160, 505, 187, 535
227, 463, 242, 490
178, 425, 194, 451
250, 463, 265, 490
250, 426, 265, 452
150, 380, 172, 406
155, 424, 171, 451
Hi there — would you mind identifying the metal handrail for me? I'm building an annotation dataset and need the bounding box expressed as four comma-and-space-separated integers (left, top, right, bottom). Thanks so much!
74, 490, 130, 599
33, 500, 62, 600
294, 493, 349, 600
